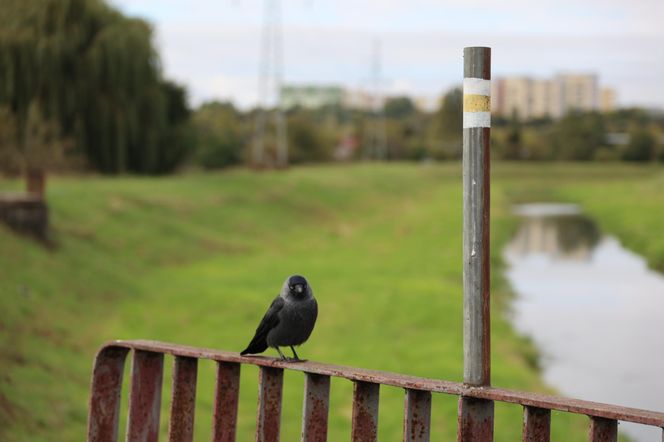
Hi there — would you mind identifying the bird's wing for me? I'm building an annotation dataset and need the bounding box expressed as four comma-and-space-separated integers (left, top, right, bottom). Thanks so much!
240, 295, 284, 355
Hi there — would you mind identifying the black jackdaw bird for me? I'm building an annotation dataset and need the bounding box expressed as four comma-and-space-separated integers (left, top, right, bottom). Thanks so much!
240, 275, 317, 361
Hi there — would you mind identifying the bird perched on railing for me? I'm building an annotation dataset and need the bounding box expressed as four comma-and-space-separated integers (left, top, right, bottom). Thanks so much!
241, 275, 318, 361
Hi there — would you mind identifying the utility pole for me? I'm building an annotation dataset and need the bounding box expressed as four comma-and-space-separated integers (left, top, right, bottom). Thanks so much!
253, 0, 288, 168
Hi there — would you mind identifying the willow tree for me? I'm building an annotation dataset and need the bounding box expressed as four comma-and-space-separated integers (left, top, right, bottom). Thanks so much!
0, 0, 191, 174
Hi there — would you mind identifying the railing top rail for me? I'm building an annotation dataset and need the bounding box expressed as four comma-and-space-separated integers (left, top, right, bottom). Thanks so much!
98, 339, 664, 428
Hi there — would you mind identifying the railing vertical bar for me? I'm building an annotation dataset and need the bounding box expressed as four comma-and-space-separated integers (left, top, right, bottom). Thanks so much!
301, 372, 330, 442
403, 389, 431, 442
351, 381, 380, 442
126, 350, 165, 442
588, 417, 617, 442
256, 366, 284, 442
168, 357, 198, 442
522, 406, 551, 442
87, 346, 130, 442
212, 362, 241, 442
457, 397, 494, 442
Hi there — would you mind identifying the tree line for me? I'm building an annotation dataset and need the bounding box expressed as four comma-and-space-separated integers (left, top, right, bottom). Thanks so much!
493, 108, 664, 162
192, 92, 664, 169
0, 0, 191, 175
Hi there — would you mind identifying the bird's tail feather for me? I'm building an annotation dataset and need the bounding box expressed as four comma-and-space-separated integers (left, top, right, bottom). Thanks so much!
240, 339, 268, 355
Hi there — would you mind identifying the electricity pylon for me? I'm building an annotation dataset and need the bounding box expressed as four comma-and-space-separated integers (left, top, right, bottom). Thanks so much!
364, 38, 387, 160
253, 0, 288, 168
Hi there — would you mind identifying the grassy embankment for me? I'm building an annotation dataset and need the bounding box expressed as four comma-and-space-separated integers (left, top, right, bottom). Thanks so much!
2, 163, 662, 441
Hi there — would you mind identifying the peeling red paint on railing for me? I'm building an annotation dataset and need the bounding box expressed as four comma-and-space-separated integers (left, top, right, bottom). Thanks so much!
87, 346, 128, 442
522, 406, 551, 442
457, 396, 494, 442
168, 357, 197, 442
256, 366, 283, 442
589, 417, 618, 442
126, 350, 164, 442
301, 373, 330, 442
351, 381, 380, 442
403, 389, 431, 442
86, 340, 664, 442
212, 362, 240, 442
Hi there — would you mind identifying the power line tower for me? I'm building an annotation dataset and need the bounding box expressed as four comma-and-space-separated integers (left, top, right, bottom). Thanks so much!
253, 0, 288, 168
364, 38, 387, 160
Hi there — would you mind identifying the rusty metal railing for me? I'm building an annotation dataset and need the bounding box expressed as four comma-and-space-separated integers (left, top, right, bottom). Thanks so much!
87, 339, 664, 442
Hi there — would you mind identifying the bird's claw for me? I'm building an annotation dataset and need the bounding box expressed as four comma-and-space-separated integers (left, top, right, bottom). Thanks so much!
278, 355, 304, 363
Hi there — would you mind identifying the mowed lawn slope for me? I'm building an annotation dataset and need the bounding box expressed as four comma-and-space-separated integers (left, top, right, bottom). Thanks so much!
6, 163, 662, 441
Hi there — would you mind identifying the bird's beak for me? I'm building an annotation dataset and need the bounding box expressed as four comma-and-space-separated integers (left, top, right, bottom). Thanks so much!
294, 284, 304, 294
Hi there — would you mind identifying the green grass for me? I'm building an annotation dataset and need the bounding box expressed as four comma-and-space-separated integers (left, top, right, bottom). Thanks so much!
2, 162, 662, 441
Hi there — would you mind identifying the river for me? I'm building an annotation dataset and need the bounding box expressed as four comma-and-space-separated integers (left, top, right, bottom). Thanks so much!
504, 203, 664, 442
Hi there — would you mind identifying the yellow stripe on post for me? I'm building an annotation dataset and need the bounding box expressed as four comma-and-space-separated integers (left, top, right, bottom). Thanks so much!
463, 94, 491, 113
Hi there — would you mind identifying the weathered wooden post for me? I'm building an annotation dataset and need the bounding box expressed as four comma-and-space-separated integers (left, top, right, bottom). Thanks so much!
26, 168, 46, 199
458, 46, 494, 441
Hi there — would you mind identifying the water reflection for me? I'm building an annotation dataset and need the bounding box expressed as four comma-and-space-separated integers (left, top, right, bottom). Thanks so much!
508, 203, 600, 259
505, 203, 664, 442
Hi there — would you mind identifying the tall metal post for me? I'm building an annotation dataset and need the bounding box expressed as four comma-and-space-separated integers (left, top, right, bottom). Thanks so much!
458, 46, 493, 442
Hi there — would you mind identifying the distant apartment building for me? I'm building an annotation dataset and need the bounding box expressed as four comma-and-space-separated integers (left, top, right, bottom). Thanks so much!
600, 88, 616, 113
281, 85, 344, 109
557, 74, 599, 114
282, 85, 438, 113
531, 79, 558, 118
408, 95, 434, 112
492, 77, 535, 119
281, 86, 380, 110
492, 73, 615, 120
342, 89, 380, 110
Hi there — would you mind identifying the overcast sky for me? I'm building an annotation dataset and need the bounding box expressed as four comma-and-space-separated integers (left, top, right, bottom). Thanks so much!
110, 0, 664, 109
